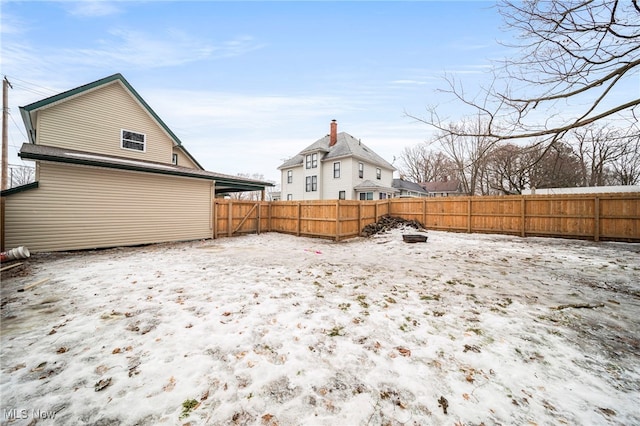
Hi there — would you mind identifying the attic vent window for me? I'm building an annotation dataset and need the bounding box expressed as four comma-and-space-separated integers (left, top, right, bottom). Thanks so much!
121, 129, 146, 152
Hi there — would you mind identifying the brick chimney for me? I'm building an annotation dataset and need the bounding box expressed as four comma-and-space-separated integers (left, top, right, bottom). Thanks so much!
329, 119, 337, 147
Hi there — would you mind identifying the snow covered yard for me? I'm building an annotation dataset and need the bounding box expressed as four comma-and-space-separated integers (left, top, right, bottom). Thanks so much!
1, 229, 639, 426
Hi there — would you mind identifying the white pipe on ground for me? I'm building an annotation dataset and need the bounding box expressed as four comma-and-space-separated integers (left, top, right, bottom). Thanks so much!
1, 246, 30, 262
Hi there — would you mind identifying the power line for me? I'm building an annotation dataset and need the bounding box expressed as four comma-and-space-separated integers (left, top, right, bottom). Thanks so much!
9, 112, 28, 141
4, 75, 58, 97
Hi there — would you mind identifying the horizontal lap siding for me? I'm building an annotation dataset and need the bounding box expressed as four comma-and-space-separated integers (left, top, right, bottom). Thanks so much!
5, 163, 212, 252
37, 82, 173, 164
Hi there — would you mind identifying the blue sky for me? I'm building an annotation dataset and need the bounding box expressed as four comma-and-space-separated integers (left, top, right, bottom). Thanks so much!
2, 1, 507, 183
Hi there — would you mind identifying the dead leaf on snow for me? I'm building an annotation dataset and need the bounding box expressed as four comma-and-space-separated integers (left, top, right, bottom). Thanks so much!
396, 346, 411, 357
112, 347, 121, 354
438, 396, 448, 414
95, 377, 112, 392
163, 376, 176, 392
56, 347, 68, 354
462, 393, 470, 400
598, 407, 616, 416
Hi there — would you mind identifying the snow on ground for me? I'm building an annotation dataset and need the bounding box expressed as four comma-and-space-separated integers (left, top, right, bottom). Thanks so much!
1, 229, 639, 426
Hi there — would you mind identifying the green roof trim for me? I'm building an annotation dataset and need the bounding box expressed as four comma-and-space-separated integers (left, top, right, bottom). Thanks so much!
19, 73, 204, 170
1, 181, 39, 197
18, 143, 272, 193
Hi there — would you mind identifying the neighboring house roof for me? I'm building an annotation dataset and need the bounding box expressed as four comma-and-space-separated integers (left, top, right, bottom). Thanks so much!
353, 180, 398, 193
421, 180, 462, 193
19, 73, 204, 170
278, 132, 395, 171
392, 179, 428, 194
18, 143, 273, 194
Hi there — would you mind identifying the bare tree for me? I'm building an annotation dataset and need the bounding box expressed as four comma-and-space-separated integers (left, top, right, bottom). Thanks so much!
398, 145, 455, 183
571, 124, 625, 186
486, 144, 530, 194
8, 164, 35, 188
411, 0, 640, 148
611, 134, 640, 185
435, 116, 497, 195
528, 141, 583, 189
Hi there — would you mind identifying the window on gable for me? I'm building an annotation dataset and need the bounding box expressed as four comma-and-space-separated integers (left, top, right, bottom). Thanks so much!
305, 153, 318, 169
121, 130, 146, 152
358, 162, 364, 178
333, 162, 340, 178
376, 168, 381, 180
172, 153, 178, 165
287, 170, 293, 184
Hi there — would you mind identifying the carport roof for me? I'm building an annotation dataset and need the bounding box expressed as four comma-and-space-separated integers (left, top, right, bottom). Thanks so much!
19, 143, 273, 194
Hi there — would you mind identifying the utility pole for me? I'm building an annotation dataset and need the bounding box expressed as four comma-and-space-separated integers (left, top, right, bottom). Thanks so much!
2, 76, 12, 191
2, 76, 11, 252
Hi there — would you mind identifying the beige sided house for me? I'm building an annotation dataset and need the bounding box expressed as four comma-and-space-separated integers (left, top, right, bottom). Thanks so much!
2, 74, 272, 252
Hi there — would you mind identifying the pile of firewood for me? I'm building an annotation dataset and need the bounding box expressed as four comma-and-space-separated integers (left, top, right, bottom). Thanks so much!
361, 215, 425, 237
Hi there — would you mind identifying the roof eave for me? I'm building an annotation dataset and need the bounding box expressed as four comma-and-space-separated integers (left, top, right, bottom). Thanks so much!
19, 149, 272, 191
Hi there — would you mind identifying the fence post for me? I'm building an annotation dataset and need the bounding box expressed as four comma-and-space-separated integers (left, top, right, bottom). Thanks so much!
227, 201, 233, 237
335, 200, 341, 241
467, 197, 472, 233
212, 200, 218, 239
594, 196, 600, 242
358, 202, 362, 236
257, 202, 261, 235
521, 196, 526, 238
297, 202, 301, 236
423, 198, 427, 227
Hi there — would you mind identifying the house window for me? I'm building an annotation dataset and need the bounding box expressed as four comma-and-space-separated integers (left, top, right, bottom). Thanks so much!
376, 168, 381, 180
358, 162, 364, 178
305, 153, 318, 169
172, 153, 178, 165
379, 192, 387, 199
333, 162, 340, 178
339, 190, 345, 200
306, 175, 317, 192
359, 192, 373, 200
287, 194, 293, 200
121, 129, 146, 152
287, 170, 293, 184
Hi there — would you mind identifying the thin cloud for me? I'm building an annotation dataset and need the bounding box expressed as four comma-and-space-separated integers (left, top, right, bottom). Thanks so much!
63, 29, 264, 69
62, 0, 121, 17
391, 79, 430, 86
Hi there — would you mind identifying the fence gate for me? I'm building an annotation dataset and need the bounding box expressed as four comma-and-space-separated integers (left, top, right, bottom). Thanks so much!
213, 200, 264, 238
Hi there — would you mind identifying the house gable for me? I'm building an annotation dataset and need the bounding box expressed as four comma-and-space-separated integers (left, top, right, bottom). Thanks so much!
20, 74, 203, 169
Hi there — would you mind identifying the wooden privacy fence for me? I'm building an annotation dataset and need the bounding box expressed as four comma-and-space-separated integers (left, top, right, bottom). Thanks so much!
213, 193, 640, 242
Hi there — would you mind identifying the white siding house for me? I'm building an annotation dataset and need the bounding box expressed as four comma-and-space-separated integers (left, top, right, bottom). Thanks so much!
278, 121, 397, 200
